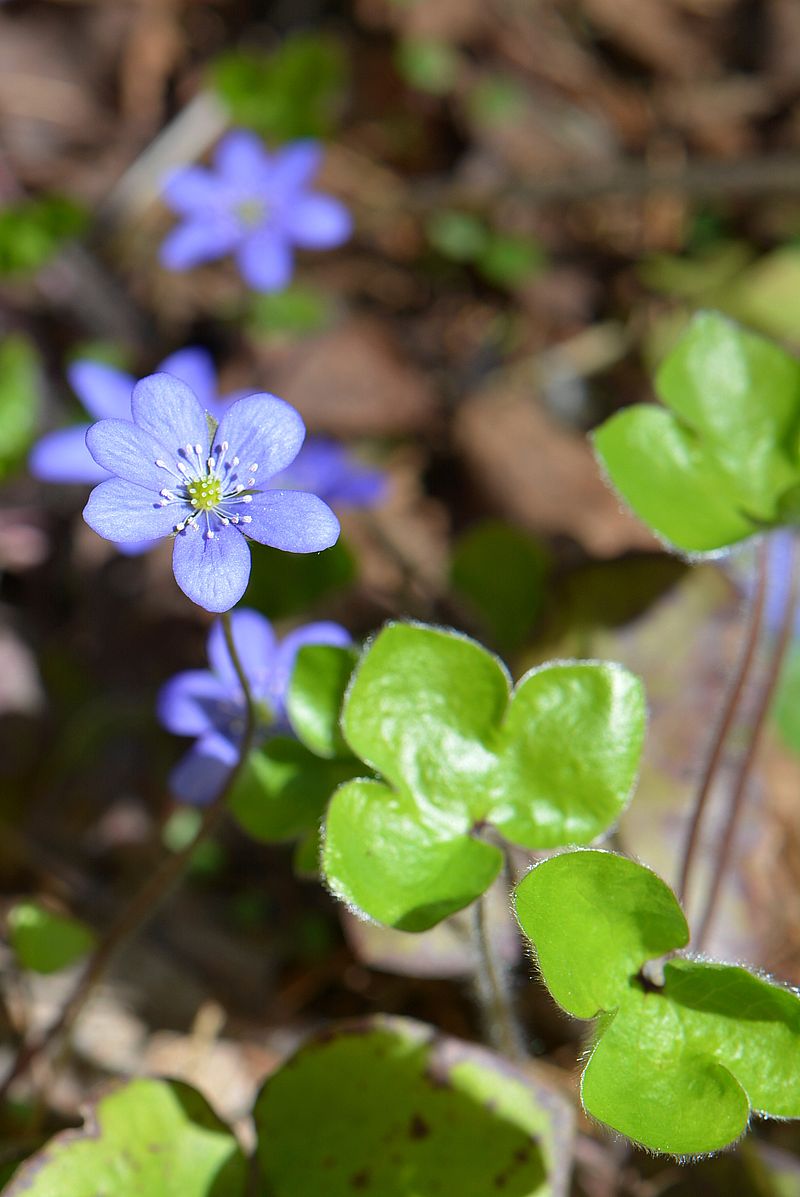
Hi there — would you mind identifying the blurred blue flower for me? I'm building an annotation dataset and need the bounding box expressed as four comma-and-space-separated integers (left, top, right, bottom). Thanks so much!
82, 372, 340, 612
160, 131, 352, 291
272, 436, 385, 508
157, 608, 351, 804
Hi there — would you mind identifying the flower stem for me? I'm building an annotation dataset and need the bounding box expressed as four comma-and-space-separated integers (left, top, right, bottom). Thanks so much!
470, 869, 527, 1063
695, 536, 798, 951
0, 610, 256, 1102
676, 540, 770, 909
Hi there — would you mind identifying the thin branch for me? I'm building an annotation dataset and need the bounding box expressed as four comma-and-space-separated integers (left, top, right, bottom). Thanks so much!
695, 536, 799, 950
0, 610, 256, 1101
676, 540, 769, 909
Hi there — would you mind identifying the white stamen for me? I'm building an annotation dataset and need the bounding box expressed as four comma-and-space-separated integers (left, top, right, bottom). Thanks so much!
205, 530, 215, 540
221, 441, 229, 452
242, 494, 253, 503
207, 457, 215, 470
249, 463, 258, 472
248, 477, 256, 487
194, 444, 203, 456
234, 483, 245, 493
242, 515, 252, 524
155, 459, 168, 469
232, 456, 240, 467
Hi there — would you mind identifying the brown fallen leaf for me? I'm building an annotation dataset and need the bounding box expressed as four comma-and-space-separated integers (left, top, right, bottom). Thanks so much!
455, 381, 657, 557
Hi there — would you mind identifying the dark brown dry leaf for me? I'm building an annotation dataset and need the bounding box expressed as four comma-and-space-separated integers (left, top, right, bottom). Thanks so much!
455, 381, 657, 557
256, 317, 437, 437
580, 0, 714, 79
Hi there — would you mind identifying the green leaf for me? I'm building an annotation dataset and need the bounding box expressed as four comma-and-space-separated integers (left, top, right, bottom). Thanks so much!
514, 850, 800, 1155
450, 521, 550, 655
476, 232, 545, 289
0, 195, 87, 278
426, 210, 488, 263
229, 737, 363, 843
396, 39, 460, 95
1, 1077, 247, 1195
244, 538, 355, 620
287, 644, 358, 758
323, 623, 645, 930
248, 285, 333, 339
594, 312, 800, 554
253, 1015, 574, 1196
0, 337, 41, 481
211, 35, 347, 140
7, 901, 95, 975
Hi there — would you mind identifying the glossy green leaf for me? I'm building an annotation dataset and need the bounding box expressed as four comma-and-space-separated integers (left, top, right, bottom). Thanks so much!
323, 623, 645, 930
287, 644, 358, 758
450, 520, 550, 655
229, 737, 362, 844
211, 35, 347, 140
514, 850, 688, 1019
1, 1078, 247, 1196
7, 901, 95, 975
253, 1015, 574, 1197
0, 338, 41, 481
515, 850, 800, 1155
594, 312, 800, 554
0, 195, 87, 278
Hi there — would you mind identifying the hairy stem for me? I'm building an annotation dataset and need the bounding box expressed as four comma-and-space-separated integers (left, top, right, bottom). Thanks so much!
676, 540, 770, 908
470, 872, 527, 1063
695, 537, 798, 950
0, 611, 256, 1102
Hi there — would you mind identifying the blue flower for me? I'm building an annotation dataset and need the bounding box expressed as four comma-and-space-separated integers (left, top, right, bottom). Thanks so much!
272, 436, 386, 508
82, 372, 340, 612
157, 608, 351, 804
160, 131, 352, 291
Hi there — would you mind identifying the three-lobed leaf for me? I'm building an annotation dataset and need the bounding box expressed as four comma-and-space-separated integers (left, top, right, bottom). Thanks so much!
594, 312, 800, 554
253, 1015, 574, 1196
1, 1078, 247, 1196
323, 622, 645, 931
515, 850, 800, 1155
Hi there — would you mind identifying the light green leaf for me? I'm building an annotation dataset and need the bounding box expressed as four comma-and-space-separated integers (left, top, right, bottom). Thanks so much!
0, 338, 42, 481
7, 901, 95, 975
324, 778, 503, 931
244, 539, 355, 619
426, 210, 488, 263
0, 196, 87, 278
450, 520, 550, 655
514, 850, 800, 1155
594, 312, 800, 554
1, 1077, 247, 1195
253, 1015, 574, 1196
228, 737, 362, 843
287, 644, 358, 758
514, 850, 687, 1019
323, 623, 645, 929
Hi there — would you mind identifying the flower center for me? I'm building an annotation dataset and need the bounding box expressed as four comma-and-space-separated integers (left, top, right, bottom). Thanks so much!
153, 440, 261, 541
236, 199, 266, 228
187, 476, 223, 512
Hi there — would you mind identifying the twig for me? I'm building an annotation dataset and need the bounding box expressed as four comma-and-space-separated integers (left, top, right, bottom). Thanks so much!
694, 536, 799, 951
676, 539, 769, 909
0, 610, 256, 1101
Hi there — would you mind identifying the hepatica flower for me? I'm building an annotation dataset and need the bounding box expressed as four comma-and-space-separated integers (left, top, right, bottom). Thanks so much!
31, 346, 384, 512
158, 608, 351, 804
82, 373, 340, 612
30, 347, 234, 556
160, 131, 352, 291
